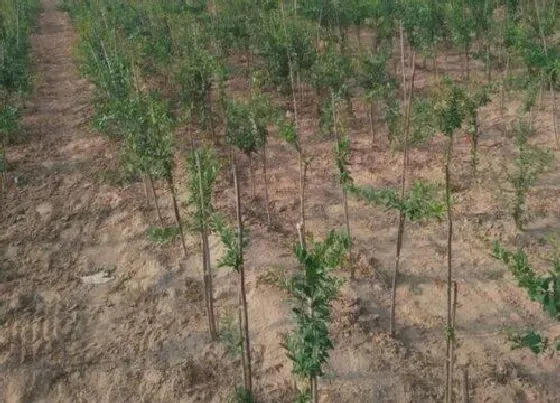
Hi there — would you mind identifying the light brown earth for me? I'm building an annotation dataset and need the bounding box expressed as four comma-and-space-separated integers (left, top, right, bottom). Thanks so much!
1, 1, 559, 402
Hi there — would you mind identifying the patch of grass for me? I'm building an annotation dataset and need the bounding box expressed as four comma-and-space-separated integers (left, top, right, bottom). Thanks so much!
98, 168, 139, 187
219, 314, 241, 357
256, 266, 287, 288
146, 226, 181, 244
228, 387, 256, 403
409, 282, 423, 295
483, 268, 505, 280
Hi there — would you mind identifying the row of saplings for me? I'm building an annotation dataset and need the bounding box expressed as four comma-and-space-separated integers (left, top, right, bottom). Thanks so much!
57, 1, 560, 402
115, 90, 354, 402
111, 79, 560, 403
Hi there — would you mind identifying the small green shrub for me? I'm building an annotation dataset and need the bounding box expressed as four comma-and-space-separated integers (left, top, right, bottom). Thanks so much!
146, 226, 181, 244
283, 230, 350, 399
492, 242, 560, 319
228, 386, 256, 403
510, 331, 547, 354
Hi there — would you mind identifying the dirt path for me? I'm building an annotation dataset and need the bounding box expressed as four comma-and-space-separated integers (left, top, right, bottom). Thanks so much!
2, 1, 560, 402
0, 1, 231, 401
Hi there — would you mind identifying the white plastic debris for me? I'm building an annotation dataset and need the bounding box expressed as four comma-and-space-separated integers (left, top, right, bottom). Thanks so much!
81, 270, 114, 285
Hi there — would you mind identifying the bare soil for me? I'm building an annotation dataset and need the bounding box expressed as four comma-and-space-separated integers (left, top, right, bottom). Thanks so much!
1, 1, 559, 402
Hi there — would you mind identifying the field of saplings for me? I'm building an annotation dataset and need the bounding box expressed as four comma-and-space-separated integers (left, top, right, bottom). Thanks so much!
1, 0, 560, 402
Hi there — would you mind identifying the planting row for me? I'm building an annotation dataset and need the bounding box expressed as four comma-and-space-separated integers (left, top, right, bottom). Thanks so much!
58, 1, 560, 402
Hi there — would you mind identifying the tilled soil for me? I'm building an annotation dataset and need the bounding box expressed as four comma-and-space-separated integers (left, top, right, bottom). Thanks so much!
1, 1, 560, 402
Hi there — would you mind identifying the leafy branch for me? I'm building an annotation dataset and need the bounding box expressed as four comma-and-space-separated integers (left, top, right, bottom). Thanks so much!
347, 181, 446, 222
492, 242, 560, 319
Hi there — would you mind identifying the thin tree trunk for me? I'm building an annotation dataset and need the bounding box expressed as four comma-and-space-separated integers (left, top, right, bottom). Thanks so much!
371, 30, 379, 56
208, 91, 216, 143
280, 0, 306, 245
552, 83, 558, 149
296, 222, 305, 250
465, 46, 470, 80
297, 72, 303, 104
500, 55, 510, 123
390, 50, 416, 338
197, 153, 217, 340
234, 164, 252, 394
357, 25, 362, 51
462, 368, 470, 403
486, 42, 491, 83
299, 158, 307, 250
310, 374, 318, 403
471, 113, 480, 176
399, 24, 407, 103
237, 291, 247, 390
333, 93, 352, 275
148, 174, 164, 226
263, 142, 271, 226
343, 189, 350, 242
15, 2, 19, 49
444, 135, 454, 403
1, 138, 8, 209
247, 51, 253, 97
248, 153, 255, 199
390, 213, 406, 338
167, 175, 188, 257
448, 281, 458, 403
143, 175, 150, 207
369, 101, 375, 145
333, 93, 351, 242
433, 44, 439, 81
0, 146, 5, 211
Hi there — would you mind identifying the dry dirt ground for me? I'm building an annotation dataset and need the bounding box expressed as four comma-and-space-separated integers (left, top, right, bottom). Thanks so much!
1, 1, 560, 402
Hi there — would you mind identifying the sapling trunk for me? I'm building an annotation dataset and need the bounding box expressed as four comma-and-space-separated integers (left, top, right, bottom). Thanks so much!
369, 101, 375, 144
279, 0, 306, 243
333, 93, 351, 244
248, 153, 255, 199
299, 159, 308, 250
207, 91, 216, 143
263, 143, 271, 226
1, 138, 8, 205
552, 83, 558, 149
462, 367, 470, 403
311, 375, 318, 403
15, 2, 19, 48
371, 31, 380, 55
247, 52, 253, 97
237, 290, 246, 389
471, 117, 479, 176
444, 135, 454, 403
167, 175, 188, 257
399, 24, 407, 104
465, 45, 470, 81
148, 174, 164, 226
100, 40, 112, 75
433, 44, 439, 81
233, 164, 252, 394
197, 153, 217, 340
390, 50, 416, 338
448, 281, 458, 403
486, 43, 491, 83
143, 176, 150, 207
357, 25, 362, 52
